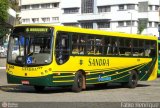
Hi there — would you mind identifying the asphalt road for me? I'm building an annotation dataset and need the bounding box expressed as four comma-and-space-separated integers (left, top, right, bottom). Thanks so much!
0, 69, 160, 103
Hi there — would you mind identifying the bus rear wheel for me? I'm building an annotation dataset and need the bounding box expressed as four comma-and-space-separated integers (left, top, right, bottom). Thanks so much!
128, 70, 138, 88
72, 71, 85, 92
34, 85, 45, 92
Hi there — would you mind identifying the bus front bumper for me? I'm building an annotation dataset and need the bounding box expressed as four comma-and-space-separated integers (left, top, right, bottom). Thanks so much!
7, 73, 55, 86
7, 73, 73, 87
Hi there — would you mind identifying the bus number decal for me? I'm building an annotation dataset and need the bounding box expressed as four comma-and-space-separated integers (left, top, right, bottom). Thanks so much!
22, 67, 42, 71
88, 58, 109, 66
8, 65, 14, 69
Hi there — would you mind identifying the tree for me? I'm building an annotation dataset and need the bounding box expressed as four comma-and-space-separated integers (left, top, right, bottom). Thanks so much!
0, 0, 9, 38
0, 0, 9, 23
138, 18, 148, 34
10, 0, 20, 12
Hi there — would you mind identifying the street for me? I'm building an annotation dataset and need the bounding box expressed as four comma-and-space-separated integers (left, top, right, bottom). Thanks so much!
0, 69, 160, 102
1, 58, 160, 108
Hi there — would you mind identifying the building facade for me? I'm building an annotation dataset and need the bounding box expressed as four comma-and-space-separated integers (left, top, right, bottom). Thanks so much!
19, 0, 60, 24
19, 0, 160, 36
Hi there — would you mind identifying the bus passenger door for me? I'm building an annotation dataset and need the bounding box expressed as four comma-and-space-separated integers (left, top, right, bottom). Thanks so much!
55, 32, 70, 65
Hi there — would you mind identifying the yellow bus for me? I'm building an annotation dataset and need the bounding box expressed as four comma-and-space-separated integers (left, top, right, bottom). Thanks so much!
6, 24, 158, 92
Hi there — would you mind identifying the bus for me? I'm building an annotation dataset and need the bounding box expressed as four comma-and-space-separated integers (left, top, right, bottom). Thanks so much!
6, 24, 158, 92
158, 40, 160, 76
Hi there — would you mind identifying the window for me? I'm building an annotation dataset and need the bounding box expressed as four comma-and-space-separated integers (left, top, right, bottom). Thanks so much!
55, 32, 70, 64
32, 4, 39, 9
32, 18, 39, 23
155, 5, 159, 11
72, 34, 86, 55
138, 40, 145, 56
8, 27, 53, 65
154, 22, 158, 27
52, 17, 59, 22
106, 37, 118, 55
21, 5, 30, 10
149, 5, 152, 11
149, 22, 152, 27
52, 3, 59, 8
71, 33, 157, 57
41, 3, 50, 9
98, 6, 111, 13
64, 8, 79, 14
22, 19, 30, 24
63, 23, 79, 27
150, 41, 156, 57
42, 17, 50, 23
118, 21, 124, 27
81, 23, 93, 28
118, 38, 132, 56
138, 2, 148, 12
97, 22, 110, 28
71, 34, 104, 55
119, 5, 124, 10
127, 4, 135, 10
81, 0, 94, 13
126, 21, 134, 26
87, 36, 104, 55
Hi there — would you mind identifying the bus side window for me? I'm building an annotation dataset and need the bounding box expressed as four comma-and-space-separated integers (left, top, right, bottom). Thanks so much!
95, 36, 103, 55
150, 41, 156, 57
138, 40, 145, 57
145, 40, 151, 57
87, 35, 95, 55
72, 34, 86, 55
112, 40, 119, 55
55, 32, 70, 65
104, 37, 111, 55
72, 34, 79, 54
119, 38, 125, 56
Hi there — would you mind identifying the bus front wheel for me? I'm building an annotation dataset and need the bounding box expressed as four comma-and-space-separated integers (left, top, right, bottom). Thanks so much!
128, 70, 138, 88
34, 85, 45, 92
72, 71, 85, 92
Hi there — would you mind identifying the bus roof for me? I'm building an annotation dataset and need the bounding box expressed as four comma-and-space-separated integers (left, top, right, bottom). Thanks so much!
15, 24, 157, 41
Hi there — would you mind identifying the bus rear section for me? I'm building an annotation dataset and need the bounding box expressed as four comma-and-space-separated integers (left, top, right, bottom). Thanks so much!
158, 40, 160, 76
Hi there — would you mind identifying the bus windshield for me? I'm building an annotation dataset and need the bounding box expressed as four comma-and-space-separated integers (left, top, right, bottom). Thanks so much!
7, 27, 53, 66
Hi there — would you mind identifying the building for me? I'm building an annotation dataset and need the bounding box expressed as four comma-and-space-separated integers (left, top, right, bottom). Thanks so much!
19, 0, 60, 24
19, 0, 160, 36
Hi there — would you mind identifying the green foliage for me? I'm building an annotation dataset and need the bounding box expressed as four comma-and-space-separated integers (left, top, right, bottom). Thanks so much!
0, 0, 9, 22
138, 18, 148, 34
0, 27, 9, 38
10, 0, 20, 12
138, 25, 146, 34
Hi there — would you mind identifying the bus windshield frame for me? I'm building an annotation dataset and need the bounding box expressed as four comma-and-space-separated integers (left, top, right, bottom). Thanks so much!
7, 26, 54, 66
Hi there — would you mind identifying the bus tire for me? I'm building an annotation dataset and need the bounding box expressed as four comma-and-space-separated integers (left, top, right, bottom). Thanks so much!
34, 85, 45, 92
128, 70, 138, 88
72, 71, 85, 92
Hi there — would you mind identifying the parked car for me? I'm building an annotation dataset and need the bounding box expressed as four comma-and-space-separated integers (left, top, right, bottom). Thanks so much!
0, 46, 7, 57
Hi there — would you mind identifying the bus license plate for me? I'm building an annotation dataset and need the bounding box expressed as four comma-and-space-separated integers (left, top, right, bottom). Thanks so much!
21, 80, 29, 85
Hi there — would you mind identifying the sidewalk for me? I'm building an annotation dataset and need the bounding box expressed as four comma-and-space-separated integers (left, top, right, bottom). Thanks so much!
0, 58, 6, 68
